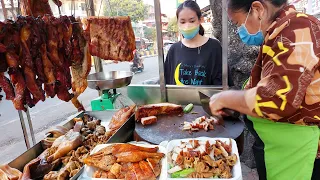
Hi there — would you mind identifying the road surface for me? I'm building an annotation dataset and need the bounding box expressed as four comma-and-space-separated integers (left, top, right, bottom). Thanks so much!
0, 56, 159, 163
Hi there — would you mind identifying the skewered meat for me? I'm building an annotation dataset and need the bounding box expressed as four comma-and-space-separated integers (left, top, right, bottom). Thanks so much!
109, 105, 136, 131
87, 16, 136, 61
0, 72, 14, 100
135, 103, 184, 121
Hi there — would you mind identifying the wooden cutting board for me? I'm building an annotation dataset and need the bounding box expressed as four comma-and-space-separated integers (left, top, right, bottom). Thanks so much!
134, 105, 244, 145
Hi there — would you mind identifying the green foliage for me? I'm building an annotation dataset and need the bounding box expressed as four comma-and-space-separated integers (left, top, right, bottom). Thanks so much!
143, 26, 156, 41
104, 0, 147, 23
167, 17, 178, 33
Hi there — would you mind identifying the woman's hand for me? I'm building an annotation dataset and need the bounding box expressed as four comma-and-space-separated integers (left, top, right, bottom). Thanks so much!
209, 90, 257, 117
209, 92, 226, 116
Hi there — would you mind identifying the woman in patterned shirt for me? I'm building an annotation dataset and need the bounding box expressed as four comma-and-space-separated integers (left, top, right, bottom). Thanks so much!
209, 0, 320, 179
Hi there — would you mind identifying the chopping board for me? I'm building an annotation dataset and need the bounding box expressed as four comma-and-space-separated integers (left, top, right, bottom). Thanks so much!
135, 105, 245, 145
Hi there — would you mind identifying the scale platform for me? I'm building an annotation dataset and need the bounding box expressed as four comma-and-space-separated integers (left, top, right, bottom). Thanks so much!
87, 71, 134, 111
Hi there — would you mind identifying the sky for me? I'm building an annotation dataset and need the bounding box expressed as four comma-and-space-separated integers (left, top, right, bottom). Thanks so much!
143, 0, 210, 17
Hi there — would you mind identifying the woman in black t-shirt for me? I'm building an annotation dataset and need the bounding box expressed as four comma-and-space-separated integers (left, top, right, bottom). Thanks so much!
164, 0, 233, 86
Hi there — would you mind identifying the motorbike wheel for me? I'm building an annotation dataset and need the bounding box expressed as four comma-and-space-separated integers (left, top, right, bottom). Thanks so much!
131, 66, 138, 73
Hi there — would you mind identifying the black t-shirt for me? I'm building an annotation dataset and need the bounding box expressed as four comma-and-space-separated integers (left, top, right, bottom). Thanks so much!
164, 38, 233, 86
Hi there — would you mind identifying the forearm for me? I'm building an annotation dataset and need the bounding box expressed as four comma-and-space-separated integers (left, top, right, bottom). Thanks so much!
220, 90, 258, 117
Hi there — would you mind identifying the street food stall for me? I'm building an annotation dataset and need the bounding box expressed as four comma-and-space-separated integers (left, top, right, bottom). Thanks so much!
0, 0, 244, 179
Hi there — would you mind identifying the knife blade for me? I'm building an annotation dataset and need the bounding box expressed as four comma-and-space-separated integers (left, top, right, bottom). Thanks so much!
198, 91, 240, 118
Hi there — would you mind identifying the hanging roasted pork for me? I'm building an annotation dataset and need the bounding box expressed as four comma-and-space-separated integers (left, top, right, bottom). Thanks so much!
87, 16, 136, 61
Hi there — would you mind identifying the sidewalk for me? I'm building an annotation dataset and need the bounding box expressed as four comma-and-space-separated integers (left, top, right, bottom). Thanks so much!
242, 163, 259, 180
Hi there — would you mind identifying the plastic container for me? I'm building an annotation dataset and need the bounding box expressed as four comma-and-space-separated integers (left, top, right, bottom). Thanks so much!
166, 137, 242, 180
79, 142, 167, 180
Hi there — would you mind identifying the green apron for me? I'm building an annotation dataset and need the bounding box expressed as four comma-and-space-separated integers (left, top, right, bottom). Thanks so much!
242, 80, 319, 179
247, 116, 319, 180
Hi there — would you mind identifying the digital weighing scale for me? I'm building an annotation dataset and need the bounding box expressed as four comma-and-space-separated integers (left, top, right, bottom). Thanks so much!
87, 71, 134, 111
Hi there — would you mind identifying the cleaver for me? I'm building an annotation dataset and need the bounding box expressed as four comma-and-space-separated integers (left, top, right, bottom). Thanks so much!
199, 91, 240, 119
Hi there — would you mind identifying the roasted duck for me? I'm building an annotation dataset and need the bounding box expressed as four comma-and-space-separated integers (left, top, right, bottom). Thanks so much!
135, 103, 184, 121
87, 16, 136, 61
84, 144, 164, 180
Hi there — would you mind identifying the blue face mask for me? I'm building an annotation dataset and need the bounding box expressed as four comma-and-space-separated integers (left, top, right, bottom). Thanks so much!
179, 26, 200, 40
237, 8, 264, 46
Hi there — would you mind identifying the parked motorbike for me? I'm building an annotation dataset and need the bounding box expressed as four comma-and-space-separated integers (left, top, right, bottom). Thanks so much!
130, 50, 144, 74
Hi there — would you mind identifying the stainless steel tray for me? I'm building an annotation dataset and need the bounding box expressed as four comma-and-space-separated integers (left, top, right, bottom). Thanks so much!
8, 110, 135, 179
87, 71, 133, 90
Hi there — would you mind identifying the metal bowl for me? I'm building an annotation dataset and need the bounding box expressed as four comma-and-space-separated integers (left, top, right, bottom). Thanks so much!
87, 71, 134, 90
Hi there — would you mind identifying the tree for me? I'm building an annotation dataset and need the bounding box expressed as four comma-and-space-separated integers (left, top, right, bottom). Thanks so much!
104, 0, 147, 23
167, 17, 178, 33
167, 17, 178, 41
143, 26, 156, 41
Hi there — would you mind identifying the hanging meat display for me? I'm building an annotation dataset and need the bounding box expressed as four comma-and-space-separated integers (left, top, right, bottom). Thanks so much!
0, 15, 91, 111
87, 16, 136, 61
0, 0, 137, 111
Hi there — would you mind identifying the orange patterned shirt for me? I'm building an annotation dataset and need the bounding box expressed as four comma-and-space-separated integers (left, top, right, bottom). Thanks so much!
244, 5, 320, 126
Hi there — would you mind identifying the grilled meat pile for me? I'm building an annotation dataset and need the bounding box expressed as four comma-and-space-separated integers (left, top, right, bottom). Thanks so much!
0, 16, 91, 111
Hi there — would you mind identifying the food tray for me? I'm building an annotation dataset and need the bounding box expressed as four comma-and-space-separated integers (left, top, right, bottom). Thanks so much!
79, 142, 167, 180
166, 137, 242, 180
8, 110, 135, 180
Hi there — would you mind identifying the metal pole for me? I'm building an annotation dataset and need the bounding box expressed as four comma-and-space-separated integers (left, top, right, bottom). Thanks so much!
88, 0, 103, 96
222, 0, 228, 90
25, 107, 36, 145
154, 0, 167, 102
88, 0, 103, 73
18, 110, 31, 149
